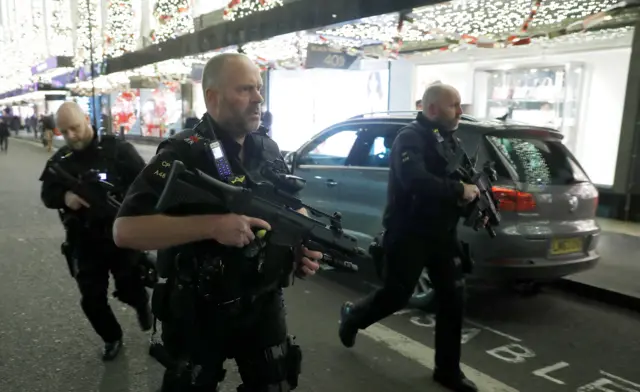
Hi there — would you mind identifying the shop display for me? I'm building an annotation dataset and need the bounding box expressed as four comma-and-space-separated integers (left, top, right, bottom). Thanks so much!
477, 63, 584, 152
268, 68, 389, 152
112, 90, 139, 134
139, 82, 183, 137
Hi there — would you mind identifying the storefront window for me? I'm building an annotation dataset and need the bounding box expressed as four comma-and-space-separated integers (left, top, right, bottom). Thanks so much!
268, 68, 389, 152
109, 82, 183, 138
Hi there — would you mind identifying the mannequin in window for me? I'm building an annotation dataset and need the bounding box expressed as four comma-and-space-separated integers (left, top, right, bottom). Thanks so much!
366, 71, 386, 113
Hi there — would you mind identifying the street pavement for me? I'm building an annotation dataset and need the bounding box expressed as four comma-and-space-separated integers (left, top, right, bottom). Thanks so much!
3, 137, 640, 392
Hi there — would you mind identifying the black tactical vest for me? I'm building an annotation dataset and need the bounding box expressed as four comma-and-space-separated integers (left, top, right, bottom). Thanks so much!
156, 121, 293, 303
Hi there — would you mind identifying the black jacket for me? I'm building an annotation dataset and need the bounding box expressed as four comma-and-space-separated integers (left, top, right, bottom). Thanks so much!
383, 113, 466, 237
39, 131, 146, 230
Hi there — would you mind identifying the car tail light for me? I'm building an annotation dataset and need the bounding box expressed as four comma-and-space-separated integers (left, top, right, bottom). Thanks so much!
492, 186, 537, 212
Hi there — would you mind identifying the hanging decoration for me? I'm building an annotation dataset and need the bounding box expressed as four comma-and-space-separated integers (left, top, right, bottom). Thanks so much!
151, 0, 193, 43
105, 0, 138, 58
49, 0, 74, 56
30, 0, 48, 64
223, 0, 284, 22
74, 0, 103, 67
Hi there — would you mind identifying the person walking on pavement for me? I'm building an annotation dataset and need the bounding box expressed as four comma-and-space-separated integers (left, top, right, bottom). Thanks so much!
42, 114, 56, 152
0, 118, 10, 152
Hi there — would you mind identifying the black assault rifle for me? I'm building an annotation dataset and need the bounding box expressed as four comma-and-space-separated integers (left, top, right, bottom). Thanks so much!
48, 163, 158, 286
154, 160, 363, 273
456, 148, 501, 238
48, 163, 121, 220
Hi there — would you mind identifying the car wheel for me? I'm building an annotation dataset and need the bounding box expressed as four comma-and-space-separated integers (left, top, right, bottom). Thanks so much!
508, 280, 543, 297
407, 268, 437, 312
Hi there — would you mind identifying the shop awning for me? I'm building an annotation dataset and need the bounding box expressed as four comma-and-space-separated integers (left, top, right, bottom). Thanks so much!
105, 0, 444, 74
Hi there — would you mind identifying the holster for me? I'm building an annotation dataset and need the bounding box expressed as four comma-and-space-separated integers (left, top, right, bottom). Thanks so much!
458, 241, 474, 275
60, 241, 77, 278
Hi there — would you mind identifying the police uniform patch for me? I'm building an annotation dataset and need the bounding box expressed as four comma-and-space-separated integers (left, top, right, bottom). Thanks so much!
184, 134, 200, 145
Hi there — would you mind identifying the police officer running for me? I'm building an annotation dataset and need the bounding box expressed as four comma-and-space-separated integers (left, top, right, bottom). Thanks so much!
39, 102, 153, 361
112, 53, 321, 392
338, 84, 481, 392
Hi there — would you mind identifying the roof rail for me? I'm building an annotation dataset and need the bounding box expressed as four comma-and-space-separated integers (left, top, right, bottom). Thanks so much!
348, 111, 418, 119
348, 111, 480, 122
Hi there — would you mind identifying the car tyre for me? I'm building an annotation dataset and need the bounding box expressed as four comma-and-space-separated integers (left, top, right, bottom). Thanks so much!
507, 280, 543, 297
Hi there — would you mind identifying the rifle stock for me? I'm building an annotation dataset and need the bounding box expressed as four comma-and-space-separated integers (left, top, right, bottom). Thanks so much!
155, 161, 362, 273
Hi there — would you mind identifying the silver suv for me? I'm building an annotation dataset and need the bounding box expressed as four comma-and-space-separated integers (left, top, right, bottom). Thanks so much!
285, 112, 600, 307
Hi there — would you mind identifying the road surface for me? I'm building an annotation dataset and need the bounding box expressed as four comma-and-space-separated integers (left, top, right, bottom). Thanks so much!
1, 138, 640, 392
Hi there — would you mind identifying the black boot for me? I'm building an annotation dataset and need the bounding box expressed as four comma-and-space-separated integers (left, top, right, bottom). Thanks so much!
433, 370, 478, 392
338, 302, 359, 348
102, 339, 123, 361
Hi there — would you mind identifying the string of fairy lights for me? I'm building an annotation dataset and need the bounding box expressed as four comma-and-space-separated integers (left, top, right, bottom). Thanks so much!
104, 0, 138, 59
0, 0, 636, 97
151, 0, 194, 43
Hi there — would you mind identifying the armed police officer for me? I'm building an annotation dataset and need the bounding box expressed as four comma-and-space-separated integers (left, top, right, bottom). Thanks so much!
39, 102, 153, 361
338, 84, 482, 392
113, 53, 321, 392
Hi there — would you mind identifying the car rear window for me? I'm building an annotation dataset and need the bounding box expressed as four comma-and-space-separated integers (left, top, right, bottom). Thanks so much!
485, 135, 590, 186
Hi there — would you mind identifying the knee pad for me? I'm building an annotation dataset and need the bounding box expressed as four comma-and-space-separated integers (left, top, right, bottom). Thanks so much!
237, 335, 302, 392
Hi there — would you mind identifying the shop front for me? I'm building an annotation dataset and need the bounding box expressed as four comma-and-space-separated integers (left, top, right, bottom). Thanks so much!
267, 63, 390, 152
405, 28, 635, 189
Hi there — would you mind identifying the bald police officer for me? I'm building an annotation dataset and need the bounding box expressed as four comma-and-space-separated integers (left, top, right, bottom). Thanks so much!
338, 84, 481, 392
113, 53, 321, 392
40, 102, 152, 361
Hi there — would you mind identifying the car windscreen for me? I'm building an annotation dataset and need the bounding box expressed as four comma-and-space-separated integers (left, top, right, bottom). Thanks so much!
485, 134, 590, 186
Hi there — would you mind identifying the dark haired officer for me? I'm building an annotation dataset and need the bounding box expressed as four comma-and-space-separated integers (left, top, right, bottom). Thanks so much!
338, 84, 481, 392
113, 53, 321, 392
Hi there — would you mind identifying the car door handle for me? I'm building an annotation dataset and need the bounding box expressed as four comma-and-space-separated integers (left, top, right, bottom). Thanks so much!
326, 179, 339, 187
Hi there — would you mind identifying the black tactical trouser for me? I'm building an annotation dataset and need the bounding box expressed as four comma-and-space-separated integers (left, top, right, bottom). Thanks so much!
73, 239, 149, 343
350, 230, 466, 375
160, 289, 298, 392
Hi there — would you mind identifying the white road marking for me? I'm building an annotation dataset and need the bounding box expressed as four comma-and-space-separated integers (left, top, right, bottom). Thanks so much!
466, 320, 523, 342
360, 322, 520, 392
600, 371, 640, 388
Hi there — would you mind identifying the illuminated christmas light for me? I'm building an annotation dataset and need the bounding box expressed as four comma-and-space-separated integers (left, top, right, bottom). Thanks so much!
48, 0, 74, 56
317, 0, 624, 43
223, 0, 284, 22
30, 1, 48, 63
74, 0, 103, 68
105, 0, 138, 58
151, 0, 194, 43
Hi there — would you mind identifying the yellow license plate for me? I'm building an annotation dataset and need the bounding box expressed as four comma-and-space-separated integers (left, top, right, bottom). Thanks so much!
550, 238, 584, 255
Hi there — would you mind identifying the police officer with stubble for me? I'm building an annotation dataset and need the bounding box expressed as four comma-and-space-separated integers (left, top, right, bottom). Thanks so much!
39, 102, 153, 361
113, 53, 321, 391
338, 84, 481, 392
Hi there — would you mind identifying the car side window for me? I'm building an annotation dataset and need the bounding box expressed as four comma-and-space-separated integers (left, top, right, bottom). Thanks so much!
297, 128, 359, 166
350, 124, 404, 168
